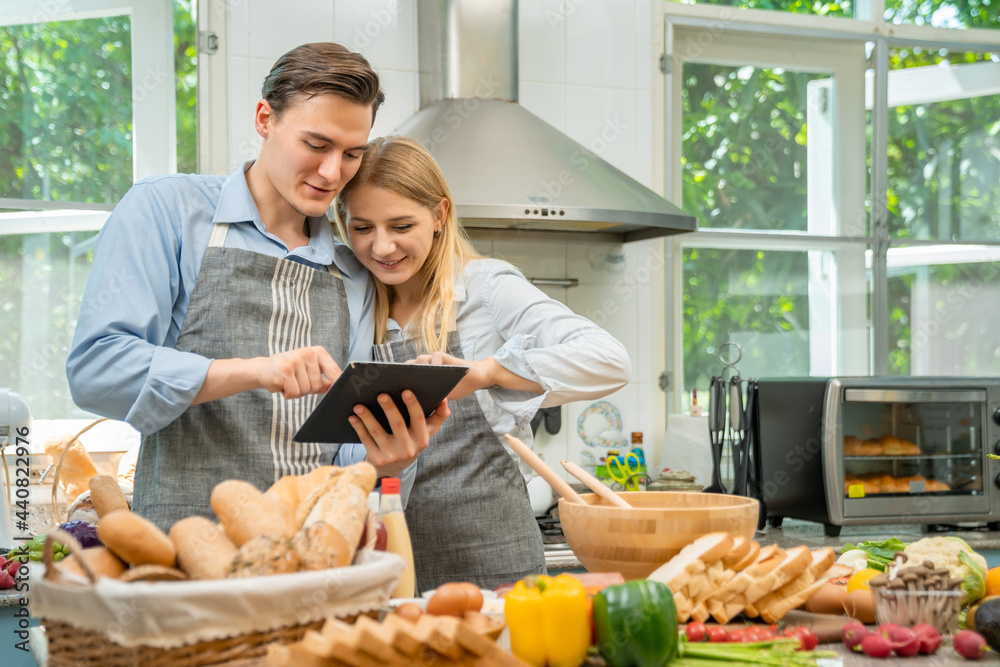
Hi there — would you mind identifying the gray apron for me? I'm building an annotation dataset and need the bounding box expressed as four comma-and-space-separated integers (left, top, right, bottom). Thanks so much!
374, 328, 546, 592
133, 222, 350, 532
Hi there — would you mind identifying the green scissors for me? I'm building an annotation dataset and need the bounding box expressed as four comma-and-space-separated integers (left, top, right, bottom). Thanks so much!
607, 452, 643, 491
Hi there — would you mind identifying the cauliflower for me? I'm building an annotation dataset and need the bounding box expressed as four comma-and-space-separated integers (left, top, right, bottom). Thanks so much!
902, 536, 987, 603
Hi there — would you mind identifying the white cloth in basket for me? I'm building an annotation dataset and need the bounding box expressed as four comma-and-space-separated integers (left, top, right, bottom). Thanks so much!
29, 549, 403, 649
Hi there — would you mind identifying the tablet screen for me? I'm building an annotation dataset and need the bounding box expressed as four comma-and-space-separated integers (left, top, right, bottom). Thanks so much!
293, 361, 469, 443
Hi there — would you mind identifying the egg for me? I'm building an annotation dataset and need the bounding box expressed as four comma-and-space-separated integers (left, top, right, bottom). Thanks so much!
393, 601, 424, 622
804, 581, 849, 615
426, 582, 484, 617
843, 588, 877, 624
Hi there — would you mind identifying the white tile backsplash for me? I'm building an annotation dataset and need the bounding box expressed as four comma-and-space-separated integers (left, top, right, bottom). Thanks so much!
565, 0, 637, 89
565, 86, 638, 181
568, 284, 637, 363
635, 285, 654, 384
228, 0, 248, 58
635, 0, 653, 92
491, 241, 567, 280
246, 0, 334, 62
519, 0, 567, 84
635, 89, 654, 188
518, 82, 566, 135
334, 0, 416, 72
566, 242, 630, 285
226, 55, 251, 172
370, 69, 417, 139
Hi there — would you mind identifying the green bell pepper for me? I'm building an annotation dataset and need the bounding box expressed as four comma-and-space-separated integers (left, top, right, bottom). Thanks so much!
592, 580, 678, 667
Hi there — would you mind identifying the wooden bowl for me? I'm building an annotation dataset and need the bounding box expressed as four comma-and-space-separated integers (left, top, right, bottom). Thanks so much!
558, 491, 759, 580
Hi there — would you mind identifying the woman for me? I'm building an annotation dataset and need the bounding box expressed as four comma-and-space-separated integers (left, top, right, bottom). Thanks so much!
335, 135, 630, 592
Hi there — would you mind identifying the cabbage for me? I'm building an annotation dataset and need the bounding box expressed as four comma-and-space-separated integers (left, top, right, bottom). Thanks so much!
57, 520, 102, 549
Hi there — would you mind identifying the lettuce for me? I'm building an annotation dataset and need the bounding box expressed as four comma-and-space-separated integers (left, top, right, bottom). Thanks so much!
842, 537, 909, 572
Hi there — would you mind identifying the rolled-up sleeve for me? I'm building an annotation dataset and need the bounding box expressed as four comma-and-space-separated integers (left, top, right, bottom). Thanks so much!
476, 263, 631, 411
66, 183, 212, 435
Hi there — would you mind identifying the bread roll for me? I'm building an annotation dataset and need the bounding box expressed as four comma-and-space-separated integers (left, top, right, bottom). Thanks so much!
292, 521, 352, 571
56, 546, 128, 582
89, 474, 130, 517
97, 509, 177, 568
211, 479, 293, 546
169, 516, 240, 580
229, 535, 299, 578
265, 475, 302, 518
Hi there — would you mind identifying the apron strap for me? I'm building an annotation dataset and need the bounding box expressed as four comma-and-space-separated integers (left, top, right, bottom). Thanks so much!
211, 221, 342, 280
209, 222, 229, 248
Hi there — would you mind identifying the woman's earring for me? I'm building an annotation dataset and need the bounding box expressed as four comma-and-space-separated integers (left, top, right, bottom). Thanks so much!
434, 227, 442, 238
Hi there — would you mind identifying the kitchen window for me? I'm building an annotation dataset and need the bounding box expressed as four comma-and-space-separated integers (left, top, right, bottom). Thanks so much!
0, 0, 194, 419
656, 1, 1000, 413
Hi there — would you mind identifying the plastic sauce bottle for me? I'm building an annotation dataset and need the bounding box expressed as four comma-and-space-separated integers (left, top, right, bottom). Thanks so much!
378, 477, 416, 598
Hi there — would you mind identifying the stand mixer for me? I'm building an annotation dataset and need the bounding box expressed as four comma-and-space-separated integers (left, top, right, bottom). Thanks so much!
0, 389, 31, 548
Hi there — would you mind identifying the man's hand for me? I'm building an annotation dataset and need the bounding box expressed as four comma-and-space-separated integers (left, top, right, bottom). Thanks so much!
193, 346, 342, 405
348, 390, 451, 478
256, 346, 342, 399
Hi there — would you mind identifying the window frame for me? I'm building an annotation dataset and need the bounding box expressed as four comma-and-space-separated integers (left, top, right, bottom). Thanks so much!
653, 1, 1000, 414
0, 0, 176, 229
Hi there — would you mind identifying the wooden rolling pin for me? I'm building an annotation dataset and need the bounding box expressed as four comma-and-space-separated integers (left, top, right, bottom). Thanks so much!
504, 434, 585, 505
560, 459, 632, 509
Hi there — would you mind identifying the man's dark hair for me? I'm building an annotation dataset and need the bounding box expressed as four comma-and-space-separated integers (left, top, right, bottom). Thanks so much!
262, 42, 385, 123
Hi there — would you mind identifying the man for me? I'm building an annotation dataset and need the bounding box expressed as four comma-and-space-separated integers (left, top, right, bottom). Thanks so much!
66, 43, 446, 530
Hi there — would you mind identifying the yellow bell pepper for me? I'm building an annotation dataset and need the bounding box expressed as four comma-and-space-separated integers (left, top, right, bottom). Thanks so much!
504, 573, 591, 667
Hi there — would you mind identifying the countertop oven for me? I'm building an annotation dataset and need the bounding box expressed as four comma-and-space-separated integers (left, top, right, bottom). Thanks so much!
756, 377, 1000, 537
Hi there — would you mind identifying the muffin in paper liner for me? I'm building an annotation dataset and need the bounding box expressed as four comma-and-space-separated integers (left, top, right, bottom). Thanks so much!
29, 549, 403, 649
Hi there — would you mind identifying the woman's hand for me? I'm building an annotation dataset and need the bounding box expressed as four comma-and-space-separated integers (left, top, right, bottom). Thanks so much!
410, 352, 543, 400
409, 351, 491, 400
348, 390, 451, 478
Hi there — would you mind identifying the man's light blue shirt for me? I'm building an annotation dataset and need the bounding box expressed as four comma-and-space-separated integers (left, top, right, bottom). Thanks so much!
66, 161, 378, 471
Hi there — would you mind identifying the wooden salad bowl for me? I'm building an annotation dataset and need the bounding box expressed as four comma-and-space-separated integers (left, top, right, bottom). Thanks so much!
558, 491, 759, 580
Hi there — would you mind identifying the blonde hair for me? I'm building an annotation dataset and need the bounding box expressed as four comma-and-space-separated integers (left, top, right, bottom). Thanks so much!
334, 135, 480, 352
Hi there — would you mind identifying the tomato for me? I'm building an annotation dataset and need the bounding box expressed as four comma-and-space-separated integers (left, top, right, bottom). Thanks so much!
742, 626, 769, 643
786, 626, 818, 651
725, 628, 747, 642
686, 622, 708, 642
707, 626, 729, 643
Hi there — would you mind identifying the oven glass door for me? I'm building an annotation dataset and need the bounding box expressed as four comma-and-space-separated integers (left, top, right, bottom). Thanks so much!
839, 388, 989, 517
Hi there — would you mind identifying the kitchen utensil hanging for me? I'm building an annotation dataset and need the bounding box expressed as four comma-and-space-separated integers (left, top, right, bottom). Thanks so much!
702, 342, 766, 529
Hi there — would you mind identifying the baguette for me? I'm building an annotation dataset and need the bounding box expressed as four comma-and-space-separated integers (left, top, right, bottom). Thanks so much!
96, 509, 177, 568
169, 515, 240, 580
294, 467, 346, 528
88, 474, 130, 517
211, 479, 294, 546
304, 483, 369, 563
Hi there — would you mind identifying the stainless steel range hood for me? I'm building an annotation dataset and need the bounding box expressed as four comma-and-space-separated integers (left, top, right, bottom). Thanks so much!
394, 0, 697, 244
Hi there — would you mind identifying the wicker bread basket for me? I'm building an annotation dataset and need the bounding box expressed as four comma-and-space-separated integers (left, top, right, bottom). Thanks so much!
32, 528, 403, 666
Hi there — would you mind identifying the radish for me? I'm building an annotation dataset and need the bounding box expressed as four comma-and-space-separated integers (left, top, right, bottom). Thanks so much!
953, 630, 988, 660
887, 626, 920, 657
841, 621, 869, 650
861, 633, 894, 658
911, 623, 942, 655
